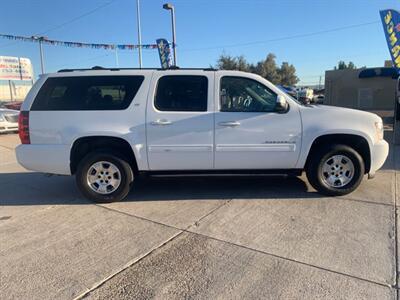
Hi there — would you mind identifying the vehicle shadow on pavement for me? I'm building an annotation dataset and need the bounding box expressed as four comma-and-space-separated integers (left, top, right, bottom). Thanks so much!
125, 175, 321, 202
0, 172, 322, 206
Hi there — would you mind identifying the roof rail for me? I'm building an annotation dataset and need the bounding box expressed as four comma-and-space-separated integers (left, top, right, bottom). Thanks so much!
58, 66, 217, 72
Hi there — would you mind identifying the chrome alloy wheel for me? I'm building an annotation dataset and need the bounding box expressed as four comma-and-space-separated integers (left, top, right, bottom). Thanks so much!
321, 155, 354, 188
86, 161, 121, 194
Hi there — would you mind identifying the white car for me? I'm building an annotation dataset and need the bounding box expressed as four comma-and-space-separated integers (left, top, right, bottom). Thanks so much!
16, 68, 389, 202
0, 108, 19, 133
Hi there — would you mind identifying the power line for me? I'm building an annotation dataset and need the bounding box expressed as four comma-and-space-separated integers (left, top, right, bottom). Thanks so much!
0, 0, 118, 49
180, 20, 380, 52
39, 0, 118, 35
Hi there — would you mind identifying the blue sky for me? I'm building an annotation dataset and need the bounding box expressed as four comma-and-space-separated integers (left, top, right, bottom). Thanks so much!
1, 0, 399, 85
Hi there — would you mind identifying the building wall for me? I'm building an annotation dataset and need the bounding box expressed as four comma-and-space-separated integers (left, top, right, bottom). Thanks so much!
325, 69, 396, 110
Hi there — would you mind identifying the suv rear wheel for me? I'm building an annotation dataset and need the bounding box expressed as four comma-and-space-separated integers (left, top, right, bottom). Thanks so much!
76, 151, 133, 203
306, 144, 365, 196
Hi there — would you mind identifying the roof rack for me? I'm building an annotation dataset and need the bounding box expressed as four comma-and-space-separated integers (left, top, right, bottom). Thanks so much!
58, 66, 217, 72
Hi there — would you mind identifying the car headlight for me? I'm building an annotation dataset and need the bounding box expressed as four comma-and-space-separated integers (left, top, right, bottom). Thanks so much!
375, 121, 384, 141
0, 115, 4, 122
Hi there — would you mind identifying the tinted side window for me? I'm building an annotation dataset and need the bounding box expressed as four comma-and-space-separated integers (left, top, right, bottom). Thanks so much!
31, 76, 144, 111
220, 76, 277, 112
155, 75, 208, 111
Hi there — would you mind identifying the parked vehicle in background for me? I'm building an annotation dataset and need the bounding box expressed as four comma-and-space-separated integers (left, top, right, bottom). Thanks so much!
0, 109, 19, 133
297, 88, 314, 104
16, 67, 389, 202
2, 101, 23, 111
313, 94, 325, 104
277, 85, 298, 100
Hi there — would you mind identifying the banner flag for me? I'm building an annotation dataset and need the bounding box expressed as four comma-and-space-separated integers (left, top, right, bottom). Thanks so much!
380, 9, 400, 72
156, 39, 172, 69
0, 33, 158, 51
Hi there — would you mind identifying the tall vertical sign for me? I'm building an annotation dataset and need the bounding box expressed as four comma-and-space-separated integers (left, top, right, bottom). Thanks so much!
156, 39, 172, 69
380, 9, 400, 72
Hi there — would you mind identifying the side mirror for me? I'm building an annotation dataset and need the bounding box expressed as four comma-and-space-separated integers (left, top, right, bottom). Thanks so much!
276, 95, 289, 113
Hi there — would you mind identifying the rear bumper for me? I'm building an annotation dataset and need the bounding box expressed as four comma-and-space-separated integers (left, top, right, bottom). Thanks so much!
368, 139, 389, 177
16, 144, 71, 175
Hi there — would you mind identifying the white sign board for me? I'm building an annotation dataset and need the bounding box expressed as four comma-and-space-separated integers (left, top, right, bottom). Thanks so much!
0, 56, 33, 81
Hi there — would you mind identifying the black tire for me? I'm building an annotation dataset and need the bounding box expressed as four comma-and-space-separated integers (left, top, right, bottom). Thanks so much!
306, 144, 365, 196
76, 151, 134, 203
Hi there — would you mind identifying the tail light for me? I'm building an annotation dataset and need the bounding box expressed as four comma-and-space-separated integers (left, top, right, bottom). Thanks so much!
18, 111, 30, 144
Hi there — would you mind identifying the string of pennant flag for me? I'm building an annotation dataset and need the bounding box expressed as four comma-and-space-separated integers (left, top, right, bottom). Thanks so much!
0, 34, 164, 50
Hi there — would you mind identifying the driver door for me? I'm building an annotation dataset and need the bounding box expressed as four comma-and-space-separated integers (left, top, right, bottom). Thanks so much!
214, 74, 302, 169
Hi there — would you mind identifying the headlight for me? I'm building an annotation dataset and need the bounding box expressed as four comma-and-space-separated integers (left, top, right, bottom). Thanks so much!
0, 115, 4, 122
375, 121, 384, 141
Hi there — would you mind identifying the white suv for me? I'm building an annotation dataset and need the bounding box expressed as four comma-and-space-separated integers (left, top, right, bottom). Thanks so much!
16, 67, 389, 202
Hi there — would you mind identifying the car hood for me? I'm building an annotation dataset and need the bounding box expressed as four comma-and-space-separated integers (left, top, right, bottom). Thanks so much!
300, 104, 381, 123
298, 104, 382, 144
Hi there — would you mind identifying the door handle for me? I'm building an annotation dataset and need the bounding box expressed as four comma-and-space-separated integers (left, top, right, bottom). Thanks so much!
218, 121, 241, 127
151, 119, 172, 126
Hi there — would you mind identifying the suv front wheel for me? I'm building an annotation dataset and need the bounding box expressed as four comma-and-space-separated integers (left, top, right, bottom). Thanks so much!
306, 144, 365, 196
76, 151, 133, 203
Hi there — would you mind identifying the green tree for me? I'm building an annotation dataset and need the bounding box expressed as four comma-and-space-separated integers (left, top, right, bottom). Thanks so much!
334, 61, 357, 70
216, 54, 250, 72
347, 61, 356, 69
215, 52, 299, 86
278, 62, 299, 86
254, 53, 281, 84
236, 55, 250, 71
215, 54, 237, 70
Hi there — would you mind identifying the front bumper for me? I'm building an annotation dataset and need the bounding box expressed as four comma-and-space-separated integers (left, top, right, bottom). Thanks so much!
368, 139, 389, 178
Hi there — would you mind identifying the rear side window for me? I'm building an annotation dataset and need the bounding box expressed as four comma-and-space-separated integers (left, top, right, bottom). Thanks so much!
31, 76, 144, 111
155, 75, 208, 111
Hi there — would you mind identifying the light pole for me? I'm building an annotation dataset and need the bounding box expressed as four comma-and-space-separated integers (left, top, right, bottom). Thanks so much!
32, 36, 46, 74
163, 3, 177, 66
115, 47, 119, 67
136, 0, 143, 68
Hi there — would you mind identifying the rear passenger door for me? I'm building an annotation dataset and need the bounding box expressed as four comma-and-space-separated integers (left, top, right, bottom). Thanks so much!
146, 71, 214, 170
